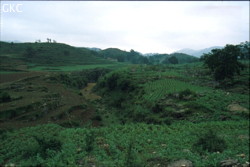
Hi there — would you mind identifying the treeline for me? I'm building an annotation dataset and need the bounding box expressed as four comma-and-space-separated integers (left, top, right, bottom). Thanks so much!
97, 48, 199, 65
1, 41, 248, 66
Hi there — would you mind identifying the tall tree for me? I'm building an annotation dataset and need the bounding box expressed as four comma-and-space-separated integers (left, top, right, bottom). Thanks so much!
201, 44, 244, 81
168, 56, 179, 64
238, 41, 250, 59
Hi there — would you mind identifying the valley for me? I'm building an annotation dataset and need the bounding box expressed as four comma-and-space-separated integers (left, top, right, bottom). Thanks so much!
0, 41, 249, 167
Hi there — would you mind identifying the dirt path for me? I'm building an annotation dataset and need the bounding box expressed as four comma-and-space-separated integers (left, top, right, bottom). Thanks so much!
81, 83, 101, 101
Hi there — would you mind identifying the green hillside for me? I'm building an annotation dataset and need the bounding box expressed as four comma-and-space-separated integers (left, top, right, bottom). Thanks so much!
148, 53, 199, 64
98, 48, 199, 65
99, 48, 128, 61
0, 42, 114, 72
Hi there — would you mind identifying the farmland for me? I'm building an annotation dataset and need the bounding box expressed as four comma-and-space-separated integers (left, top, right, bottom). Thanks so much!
0, 42, 249, 166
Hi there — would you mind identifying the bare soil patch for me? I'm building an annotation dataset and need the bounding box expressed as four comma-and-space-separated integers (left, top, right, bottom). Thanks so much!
0, 72, 46, 84
81, 83, 101, 101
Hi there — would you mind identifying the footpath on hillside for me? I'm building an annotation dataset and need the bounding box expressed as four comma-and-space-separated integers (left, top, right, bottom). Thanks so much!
81, 83, 101, 101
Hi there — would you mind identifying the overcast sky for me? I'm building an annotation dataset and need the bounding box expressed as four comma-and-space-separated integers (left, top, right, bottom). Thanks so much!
1, 1, 249, 53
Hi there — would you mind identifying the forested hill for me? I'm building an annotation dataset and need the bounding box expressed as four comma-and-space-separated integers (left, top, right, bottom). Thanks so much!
0, 41, 113, 66
0, 41, 199, 66
148, 52, 199, 64
97, 48, 199, 64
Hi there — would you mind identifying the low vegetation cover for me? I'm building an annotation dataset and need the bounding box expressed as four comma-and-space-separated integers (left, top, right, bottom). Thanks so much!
0, 41, 249, 166
0, 121, 249, 166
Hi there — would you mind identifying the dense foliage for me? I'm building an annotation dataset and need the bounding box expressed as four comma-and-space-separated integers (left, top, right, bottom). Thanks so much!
49, 68, 111, 89
201, 44, 245, 81
0, 121, 249, 166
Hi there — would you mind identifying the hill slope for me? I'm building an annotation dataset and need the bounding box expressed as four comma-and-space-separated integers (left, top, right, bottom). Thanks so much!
175, 46, 223, 57
148, 53, 199, 64
0, 42, 113, 70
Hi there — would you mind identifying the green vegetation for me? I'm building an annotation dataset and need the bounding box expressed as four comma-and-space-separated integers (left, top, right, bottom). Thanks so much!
0, 121, 249, 166
201, 44, 244, 81
192, 128, 227, 154
28, 64, 125, 72
0, 41, 249, 166
168, 56, 179, 64
0, 92, 11, 103
149, 53, 199, 65
0, 41, 114, 72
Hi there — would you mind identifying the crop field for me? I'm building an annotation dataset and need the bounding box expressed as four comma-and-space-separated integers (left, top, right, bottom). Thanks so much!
143, 78, 205, 102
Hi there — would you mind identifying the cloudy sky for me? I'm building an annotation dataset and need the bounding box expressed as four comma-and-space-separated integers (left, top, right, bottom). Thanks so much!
1, 1, 249, 53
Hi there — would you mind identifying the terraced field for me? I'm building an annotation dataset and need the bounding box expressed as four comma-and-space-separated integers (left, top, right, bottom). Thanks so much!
143, 79, 205, 102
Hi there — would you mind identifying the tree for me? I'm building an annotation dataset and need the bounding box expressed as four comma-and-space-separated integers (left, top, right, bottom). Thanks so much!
117, 55, 125, 62
24, 47, 36, 58
128, 49, 141, 64
201, 44, 244, 81
35, 39, 41, 43
168, 56, 178, 64
238, 41, 250, 59
0, 92, 11, 102
47, 38, 52, 43
137, 56, 149, 64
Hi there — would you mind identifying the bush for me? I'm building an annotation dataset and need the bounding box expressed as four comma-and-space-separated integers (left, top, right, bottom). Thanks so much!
179, 89, 196, 99
85, 131, 95, 153
0, 92, 11, 103
124, 139, 143, 167
152, 104, 163, 113
193, 129, 227, 154
33, 136, 62, 159
96, 71, 136, 92
92, 115, 102, 121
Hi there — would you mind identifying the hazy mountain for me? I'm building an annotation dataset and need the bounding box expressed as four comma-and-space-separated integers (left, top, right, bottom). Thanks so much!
84, 47, 102, 52
174, 46, 223, 57
4, 40, 23, 43
143, 53, 159, 57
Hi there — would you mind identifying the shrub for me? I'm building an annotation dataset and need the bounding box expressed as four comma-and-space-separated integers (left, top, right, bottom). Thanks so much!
179, 89, 196, 99
152, 104, 163, 113
85, 131, 95, 153
92, 115, 102, 121
33, 136, 62, 159
124, 139, 143, 167
193, 129, 227, 154
96, 71, 136, 92
0, 92, 11, 103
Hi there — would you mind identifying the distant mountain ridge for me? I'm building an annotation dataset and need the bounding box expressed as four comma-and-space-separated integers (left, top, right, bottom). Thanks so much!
174, 46, 223, 57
